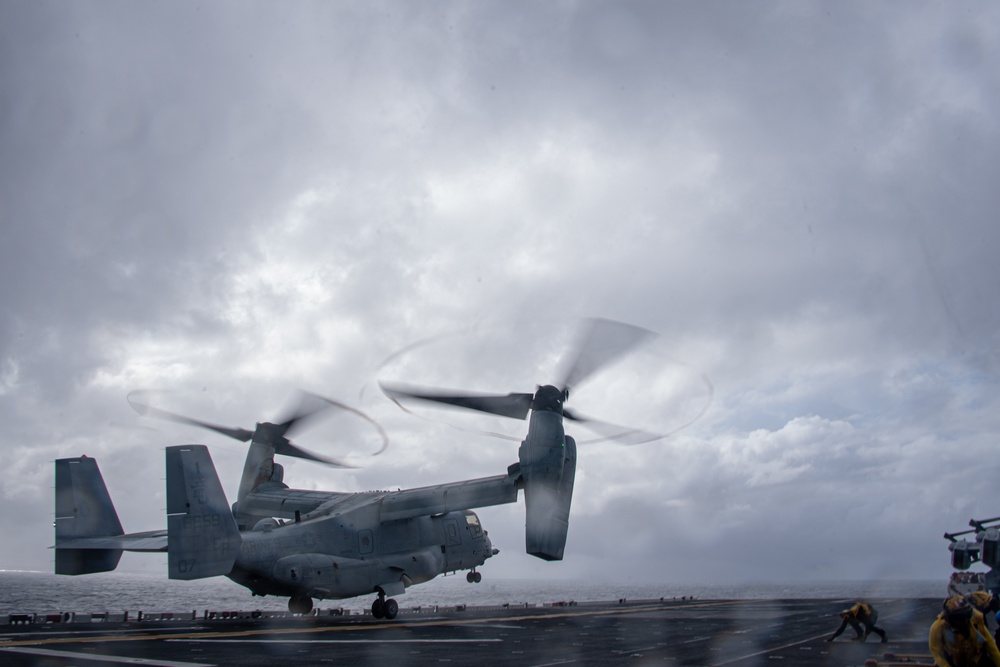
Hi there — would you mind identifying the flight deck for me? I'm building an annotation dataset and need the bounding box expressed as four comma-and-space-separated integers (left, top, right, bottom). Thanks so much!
0, 597, 943, 666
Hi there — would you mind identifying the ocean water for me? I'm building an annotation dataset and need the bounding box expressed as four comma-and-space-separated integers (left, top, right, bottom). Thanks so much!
0, 571, 945, 616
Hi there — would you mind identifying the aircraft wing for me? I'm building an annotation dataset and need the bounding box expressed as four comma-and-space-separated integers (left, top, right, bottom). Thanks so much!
54, 529, 168, 553
238, 487, 356, 521
378, 473, 520, 522
239, 470, 521, 523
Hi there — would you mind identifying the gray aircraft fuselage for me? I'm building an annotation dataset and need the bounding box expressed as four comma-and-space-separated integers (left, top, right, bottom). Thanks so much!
230, 509, 493, 600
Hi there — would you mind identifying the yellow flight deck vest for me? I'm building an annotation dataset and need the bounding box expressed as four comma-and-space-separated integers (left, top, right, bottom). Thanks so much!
969, 591, 995, 613
843, 602, 872, 620
929, 609, 1000, 667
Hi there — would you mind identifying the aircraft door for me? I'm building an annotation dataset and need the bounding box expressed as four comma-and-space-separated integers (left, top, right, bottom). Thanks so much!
444, 519, 461, 547
359, 529, 374, 555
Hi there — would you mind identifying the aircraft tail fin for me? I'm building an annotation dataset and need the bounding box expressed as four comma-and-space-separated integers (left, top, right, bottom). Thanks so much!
54, 456, 125, 575
166, 445, 241, 580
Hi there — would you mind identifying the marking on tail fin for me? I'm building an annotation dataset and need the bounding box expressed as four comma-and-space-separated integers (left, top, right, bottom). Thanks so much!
166, 445, 241, 580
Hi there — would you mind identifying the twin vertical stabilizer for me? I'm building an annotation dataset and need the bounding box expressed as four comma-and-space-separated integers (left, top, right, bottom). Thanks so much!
54, 457, 125, 575
165, 445, 241, 580
53, 446, 241, 580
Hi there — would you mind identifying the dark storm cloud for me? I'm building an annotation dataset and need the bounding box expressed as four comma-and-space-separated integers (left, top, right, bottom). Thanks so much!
1, 1, 998, 586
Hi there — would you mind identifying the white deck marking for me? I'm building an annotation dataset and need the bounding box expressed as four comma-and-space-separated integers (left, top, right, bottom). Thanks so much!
1, 646, 215, 666
0, 626, 202, 640
709, 633, 829, 666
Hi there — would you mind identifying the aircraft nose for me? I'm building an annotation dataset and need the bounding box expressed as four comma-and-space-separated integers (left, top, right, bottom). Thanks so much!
484, 533, 497, 557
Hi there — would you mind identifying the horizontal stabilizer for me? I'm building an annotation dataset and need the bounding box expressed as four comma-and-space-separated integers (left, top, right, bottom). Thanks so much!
166, 445, 241, 580
56, 530, 168, 553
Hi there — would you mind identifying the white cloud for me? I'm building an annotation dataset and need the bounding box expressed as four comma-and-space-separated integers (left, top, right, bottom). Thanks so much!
1, 1, 998, 592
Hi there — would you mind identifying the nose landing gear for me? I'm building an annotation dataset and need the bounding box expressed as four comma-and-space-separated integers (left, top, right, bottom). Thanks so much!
466, 569, 482, 583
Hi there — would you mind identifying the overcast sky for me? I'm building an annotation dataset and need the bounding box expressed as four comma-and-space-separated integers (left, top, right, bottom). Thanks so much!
2, 2, 999, 591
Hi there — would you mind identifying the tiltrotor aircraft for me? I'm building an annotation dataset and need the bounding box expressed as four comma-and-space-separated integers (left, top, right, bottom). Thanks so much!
54, 319, 659, 618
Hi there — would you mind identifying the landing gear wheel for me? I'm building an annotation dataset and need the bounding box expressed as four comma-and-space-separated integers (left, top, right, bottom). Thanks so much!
289, 596, 313, 615
371, 599, 384, 619
467, 570, 482, 583
474, 572, 482, 583
383, 598, 399, 620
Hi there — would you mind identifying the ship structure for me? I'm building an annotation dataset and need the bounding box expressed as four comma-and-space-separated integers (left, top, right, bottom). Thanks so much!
946, 516, 1000, 595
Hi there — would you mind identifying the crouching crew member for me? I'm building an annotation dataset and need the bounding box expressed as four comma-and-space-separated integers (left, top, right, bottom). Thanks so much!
827, 601, 888, 643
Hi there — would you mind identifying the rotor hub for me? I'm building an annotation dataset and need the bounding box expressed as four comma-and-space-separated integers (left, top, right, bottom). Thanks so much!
531, 385, 567, 414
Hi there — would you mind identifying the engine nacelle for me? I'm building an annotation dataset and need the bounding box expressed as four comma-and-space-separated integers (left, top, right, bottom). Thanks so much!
518, 409, 577, 561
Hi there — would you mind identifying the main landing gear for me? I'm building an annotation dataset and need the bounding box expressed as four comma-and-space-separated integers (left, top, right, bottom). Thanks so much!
288, 596, 314, 615
370, 589, 399, 620
467, 569, 482, 583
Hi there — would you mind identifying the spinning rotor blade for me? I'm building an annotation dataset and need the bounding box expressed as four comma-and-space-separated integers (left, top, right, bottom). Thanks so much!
562, 407, 663, 445
380, 318, 673, 442
558, 318, 656, 393
127, 392, 254, 442
274, 391, 355, 440
381, 382, 534, 420
301, 392, 391, 456
129, 389, 388, 465
275, 441, 357, 468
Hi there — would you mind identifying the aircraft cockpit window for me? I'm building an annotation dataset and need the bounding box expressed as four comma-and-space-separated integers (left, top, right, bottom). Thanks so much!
465, 513, 482, 538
